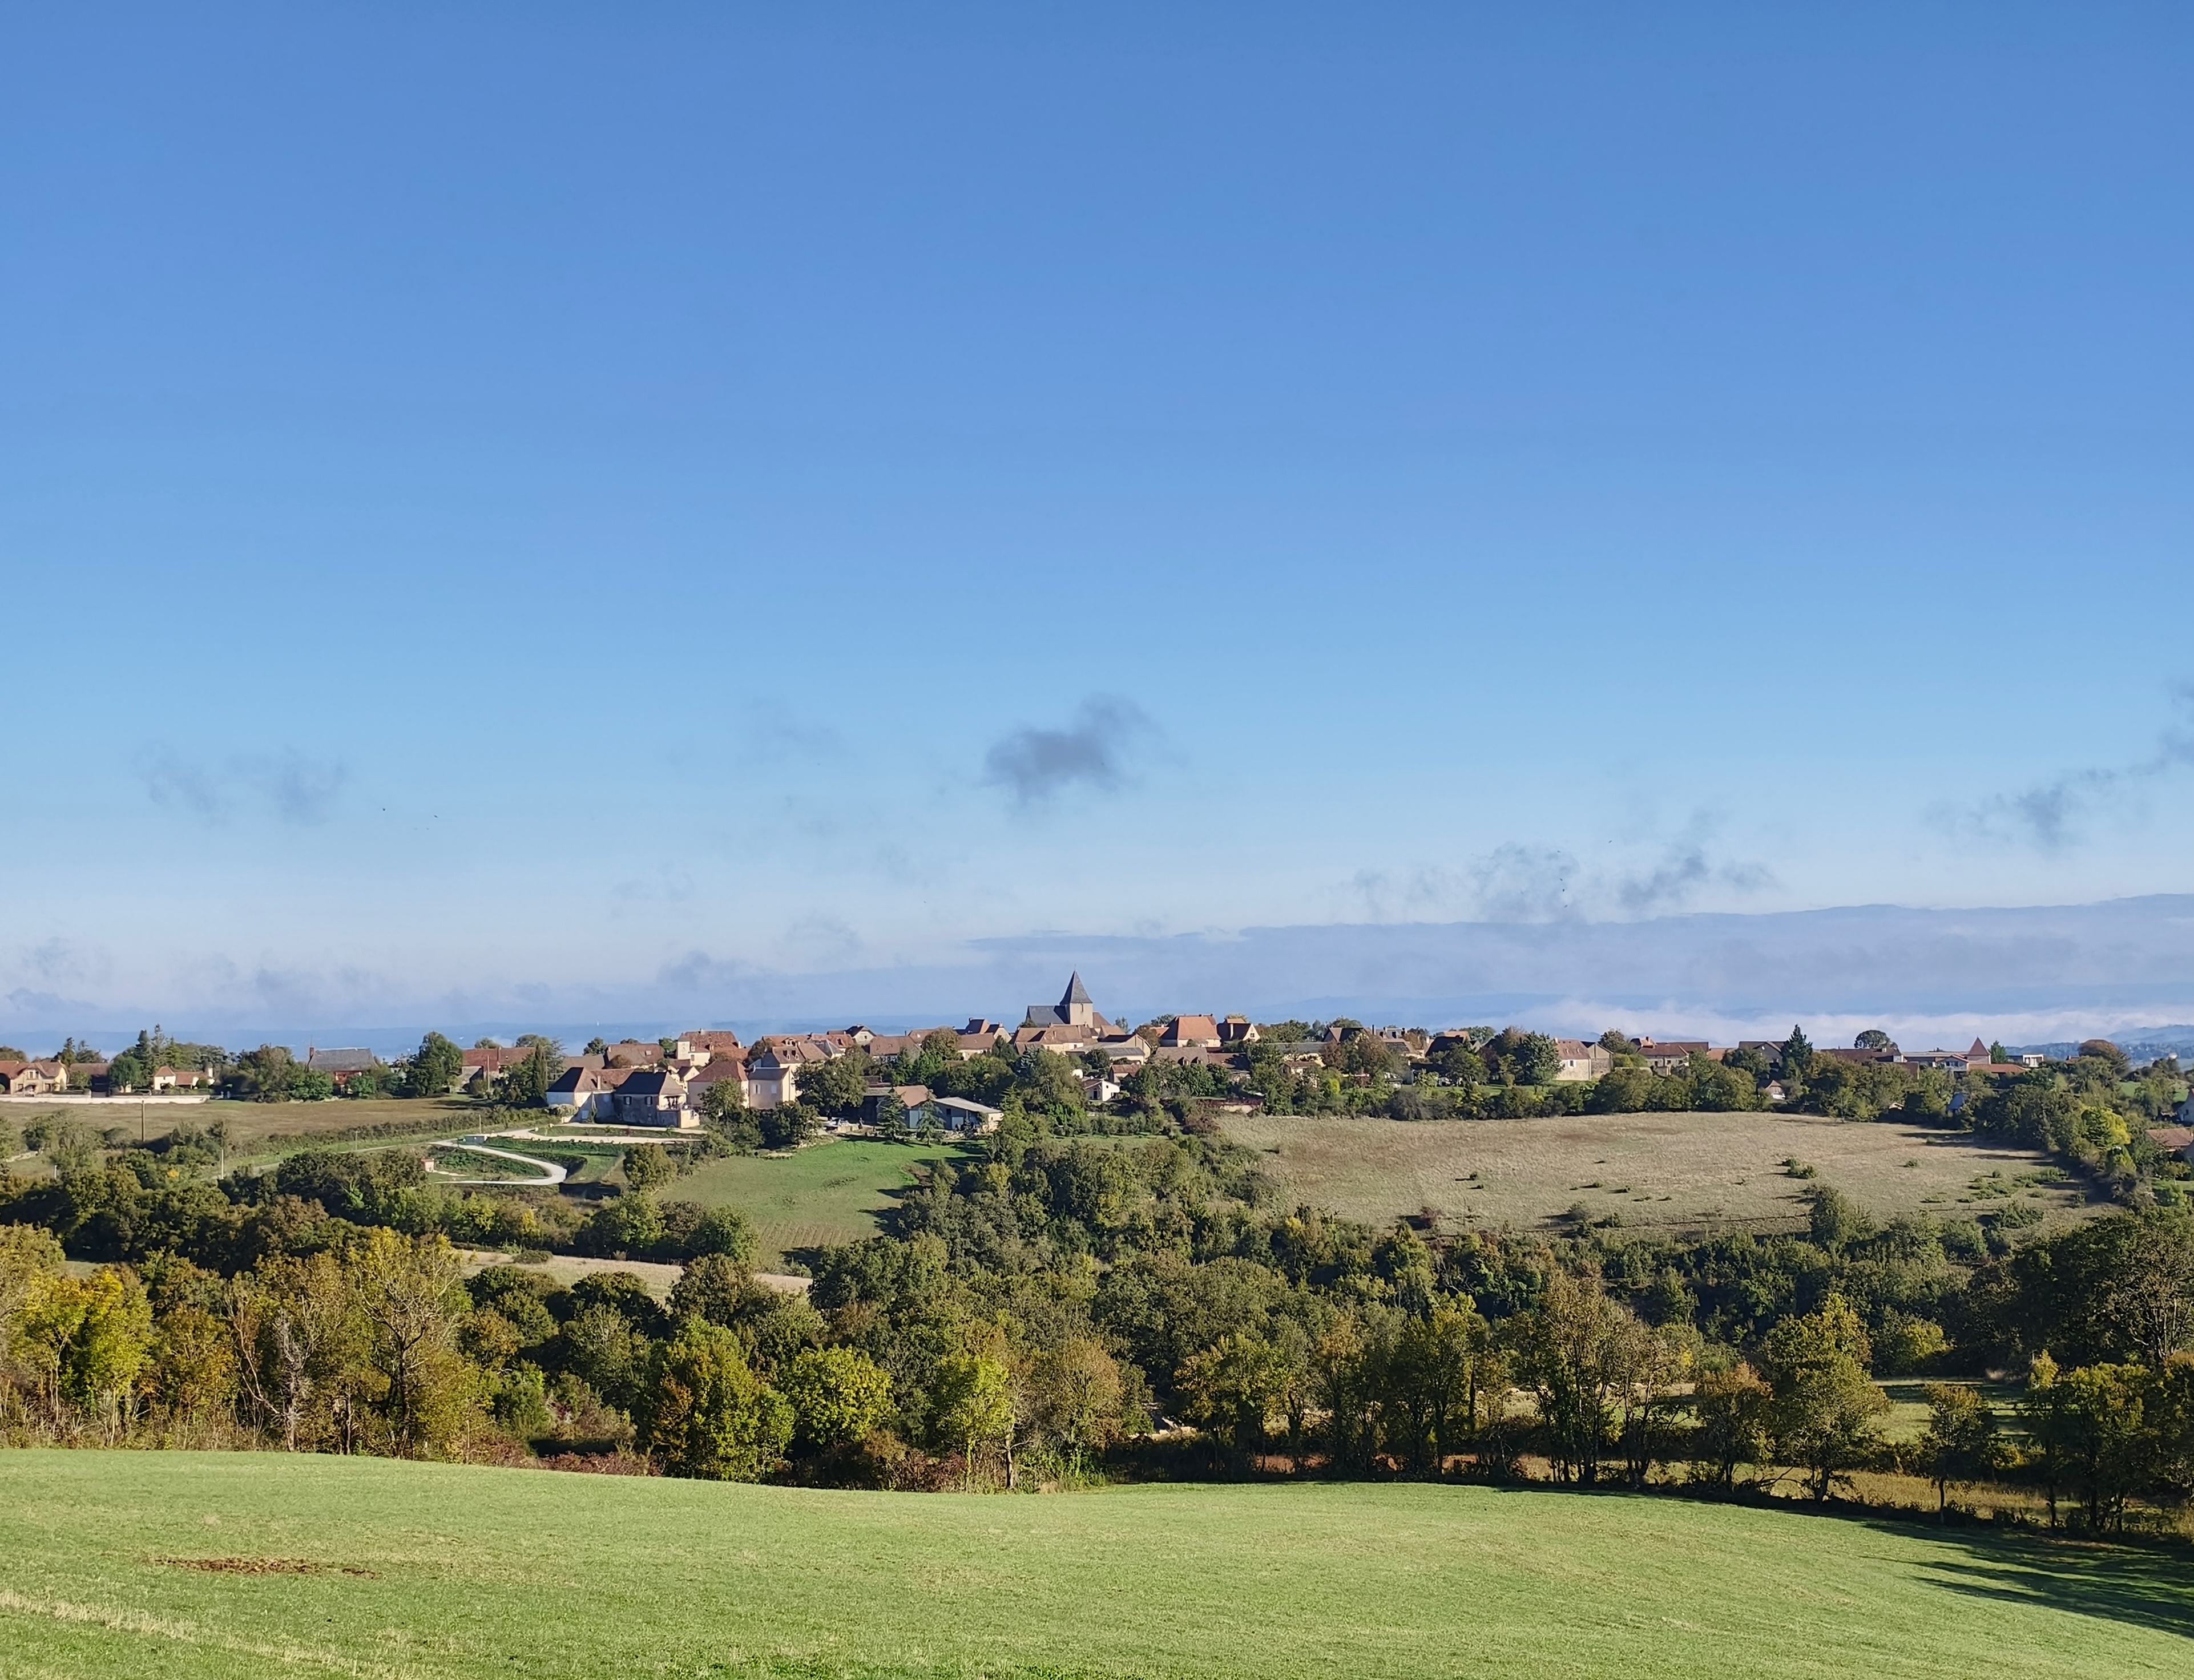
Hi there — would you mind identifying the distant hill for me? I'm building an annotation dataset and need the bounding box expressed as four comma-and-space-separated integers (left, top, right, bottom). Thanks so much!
14, 893, 2194, 1049
2014, 1026, 2194, 1065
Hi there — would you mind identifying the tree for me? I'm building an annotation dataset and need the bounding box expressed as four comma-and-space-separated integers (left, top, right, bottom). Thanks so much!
686, 1205, 756, 1265
229, 1044, 299, 1103
351, 1229, 477, 1457
1687, 1054, 1764, 1113
0, 1225, 66, 1380
1854, 1029, 1897, 1052
1033, 1335, 1126, 1473
578, 1192, 668, 1261
1480, 1028, 1560, 1087
757, 1101, 819, 1151
780, 1344, 893, 1453
1430, 1042, 1483, 1085
18, 1266, 155, 1437
1758, 1293, 1887, 1501
1314, 1314, 1385, 1475
1919, 1383, 2002, 1511
872, 1091, 910, 1143
1607, 1314, 1691, 1488
1806, 1184, 1876, 1252
2031, 1362, 2150, 1532
499, 1041, 559, 1108
1385, 1303, 1494, 1477
2104, 1214, 2194, 1369
642, 1322, 793, 1480
1514, 1268, 1638, 1485
1177, 1332, 1290, 1474
623, 1143, 675, 1193
143, 1296, 237, 1434
796, 1051, 871, 1119
668, 1252, 758, 1326
225, 1251, 372, 1453
402, 1032, 465, 1098
931, 1351, 1017, 1489
2078, 1039, 2130, 1077
107, 1029, 160, 1094
1689, 1357, 1770, 1493
1779, 1025, 1814, 1079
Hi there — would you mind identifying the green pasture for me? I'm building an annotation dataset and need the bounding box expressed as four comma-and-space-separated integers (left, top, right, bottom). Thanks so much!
0, 1451, 2188, 1678
1878, 1377, 2030, 1447
673, 1137, 978, 1263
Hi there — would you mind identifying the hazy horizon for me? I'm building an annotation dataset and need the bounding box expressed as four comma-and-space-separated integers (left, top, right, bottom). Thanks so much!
13, 893, 2194, 1060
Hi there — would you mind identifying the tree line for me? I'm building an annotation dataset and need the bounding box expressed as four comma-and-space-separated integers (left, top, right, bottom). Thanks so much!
6, 1106, 2194, 1526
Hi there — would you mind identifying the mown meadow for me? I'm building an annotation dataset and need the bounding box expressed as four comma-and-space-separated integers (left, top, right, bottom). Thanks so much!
674, 1137, 980, 1265
2, 1449, 2189, 1680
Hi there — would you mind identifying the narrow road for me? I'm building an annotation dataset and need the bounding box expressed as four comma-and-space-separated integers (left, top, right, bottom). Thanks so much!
426, 1141, 568, 1186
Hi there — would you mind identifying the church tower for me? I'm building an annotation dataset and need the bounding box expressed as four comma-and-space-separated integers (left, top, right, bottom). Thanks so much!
1059, 971, 1095, 1029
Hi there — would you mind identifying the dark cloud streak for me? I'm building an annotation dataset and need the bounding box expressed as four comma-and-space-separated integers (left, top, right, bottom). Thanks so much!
1946, 683, 2194, 851
982, 694, 1155, 806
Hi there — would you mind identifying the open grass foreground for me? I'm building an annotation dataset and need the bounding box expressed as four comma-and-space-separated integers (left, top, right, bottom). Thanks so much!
2, 1455, 2191, 1679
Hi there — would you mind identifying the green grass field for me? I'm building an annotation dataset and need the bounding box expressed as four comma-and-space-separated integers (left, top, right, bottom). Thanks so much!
1223, 1109, 2095, 1239
673, 1138, 980, 1263
0, 1451, 2187, 1678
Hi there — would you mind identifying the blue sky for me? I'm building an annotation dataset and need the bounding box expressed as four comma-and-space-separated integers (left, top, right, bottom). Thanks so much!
5, 3, 2193, 1037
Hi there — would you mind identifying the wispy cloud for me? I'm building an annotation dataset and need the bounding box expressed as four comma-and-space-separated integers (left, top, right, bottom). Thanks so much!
1611, 826, 1774, 915
737, 698, 844, 765
982, 694, 1156, 806
136, 747, 348, 826
1353, 817, 1771, 924
1943, 682, 2194, 851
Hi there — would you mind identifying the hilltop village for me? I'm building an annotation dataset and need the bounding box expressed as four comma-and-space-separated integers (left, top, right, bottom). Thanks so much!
5, 975, 2167, 1156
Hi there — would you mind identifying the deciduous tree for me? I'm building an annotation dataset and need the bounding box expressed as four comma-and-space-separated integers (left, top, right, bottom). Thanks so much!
1918, 1382, 2002, 1511
1758, 1293, 1887, 1501
642, 1322, 793, 1480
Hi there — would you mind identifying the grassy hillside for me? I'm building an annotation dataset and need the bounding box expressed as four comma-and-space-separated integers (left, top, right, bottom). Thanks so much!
0, 1452, 2185, 1679
1224, 1109, 2092, 1238
673, 1137, 979, 1263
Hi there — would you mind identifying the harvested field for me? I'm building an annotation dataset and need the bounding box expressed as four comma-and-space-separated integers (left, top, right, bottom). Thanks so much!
194, 1097, 484, 1156
1222, 1109, 2098, 1238
454, 1250, 812, 1299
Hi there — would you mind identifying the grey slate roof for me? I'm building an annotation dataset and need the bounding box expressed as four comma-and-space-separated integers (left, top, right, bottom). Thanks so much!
306, 1047, 379, 1073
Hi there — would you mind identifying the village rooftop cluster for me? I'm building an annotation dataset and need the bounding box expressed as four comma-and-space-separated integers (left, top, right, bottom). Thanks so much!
0, 972, 2052, 1129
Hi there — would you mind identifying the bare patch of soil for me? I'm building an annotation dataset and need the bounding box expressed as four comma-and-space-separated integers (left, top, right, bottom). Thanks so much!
155, 1556, 376, 1577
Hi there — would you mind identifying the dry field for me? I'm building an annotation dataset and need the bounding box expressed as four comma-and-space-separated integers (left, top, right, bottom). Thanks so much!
1222, 1109, 2095, 1239
181, 1097, 484, 1156
3, 1096, 486, 1157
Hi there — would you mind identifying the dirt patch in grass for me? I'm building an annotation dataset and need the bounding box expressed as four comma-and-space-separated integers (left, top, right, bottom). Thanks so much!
155, 1556, 376, 1577
1223, 1109, 2099, 1238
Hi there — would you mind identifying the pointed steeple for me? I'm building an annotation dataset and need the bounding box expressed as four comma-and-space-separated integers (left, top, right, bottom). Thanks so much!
1060, 971, 1092, 1008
